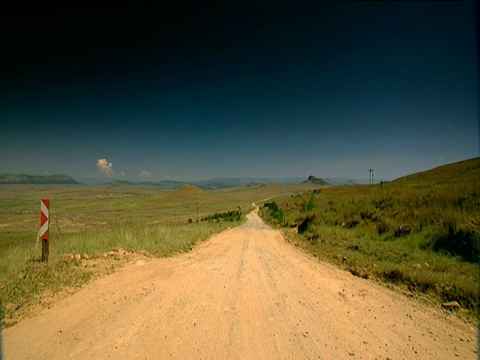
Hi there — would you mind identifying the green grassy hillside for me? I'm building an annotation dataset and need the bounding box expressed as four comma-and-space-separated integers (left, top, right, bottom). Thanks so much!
260, 158, 479, 322
393, 157, 479, 186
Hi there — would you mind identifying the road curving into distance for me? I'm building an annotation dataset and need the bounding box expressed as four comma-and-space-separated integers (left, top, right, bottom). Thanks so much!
4, 208, 478, 359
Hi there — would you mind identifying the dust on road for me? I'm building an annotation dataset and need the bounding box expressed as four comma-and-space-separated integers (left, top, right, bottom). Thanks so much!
4, 209, 478, 359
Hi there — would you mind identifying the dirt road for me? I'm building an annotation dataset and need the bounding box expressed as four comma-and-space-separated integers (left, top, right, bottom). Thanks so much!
4, 209, 478, 359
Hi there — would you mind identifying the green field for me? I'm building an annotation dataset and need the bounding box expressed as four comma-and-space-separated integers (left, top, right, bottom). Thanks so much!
0, 182, 316, 326
260, 158, 479, 322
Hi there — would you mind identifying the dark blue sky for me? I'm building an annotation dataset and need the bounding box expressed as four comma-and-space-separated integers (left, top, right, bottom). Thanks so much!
0, 1, 478, 183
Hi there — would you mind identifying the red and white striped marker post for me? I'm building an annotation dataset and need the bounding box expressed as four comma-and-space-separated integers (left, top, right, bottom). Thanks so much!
40, 199, 50, 262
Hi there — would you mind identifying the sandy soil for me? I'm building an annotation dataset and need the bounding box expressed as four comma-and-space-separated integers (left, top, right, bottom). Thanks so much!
3, 209, 478, 359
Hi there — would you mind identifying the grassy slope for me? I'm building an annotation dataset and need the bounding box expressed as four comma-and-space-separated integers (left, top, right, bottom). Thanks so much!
260, 158, 479, 322
0, 182, 316, 326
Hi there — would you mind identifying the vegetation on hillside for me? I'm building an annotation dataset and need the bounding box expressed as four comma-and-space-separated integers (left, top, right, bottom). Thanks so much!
260, 158, 479, 321
200, 207, 242, 223
0, 174, 78, 184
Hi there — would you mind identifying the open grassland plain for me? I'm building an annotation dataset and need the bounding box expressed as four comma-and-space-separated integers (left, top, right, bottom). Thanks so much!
0, 182, 316, 327
260, 158, 479, 323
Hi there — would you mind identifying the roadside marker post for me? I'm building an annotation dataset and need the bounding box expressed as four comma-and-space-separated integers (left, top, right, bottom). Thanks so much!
40, 199, 50, 262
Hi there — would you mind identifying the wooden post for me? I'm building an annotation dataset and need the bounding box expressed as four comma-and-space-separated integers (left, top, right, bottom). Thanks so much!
42, 239, 49, 262
40, 199, 50, 262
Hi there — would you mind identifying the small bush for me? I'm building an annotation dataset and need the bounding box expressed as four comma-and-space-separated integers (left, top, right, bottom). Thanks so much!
394, 224, 412, 237
373, 197, 394, 210
343, 220, 359, 229
360, 210, 377, 222
300, 195, 316, 213
265, 201, 285, 223
383, 269, 405, 283
376, 221, 389, 235
201, 209, 241, 222
298, 215, 315, 234
432, 223, 479, 263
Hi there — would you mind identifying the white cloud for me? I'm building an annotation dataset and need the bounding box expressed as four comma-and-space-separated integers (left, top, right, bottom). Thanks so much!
96, 158, 114, 176
140, 170, 150, 177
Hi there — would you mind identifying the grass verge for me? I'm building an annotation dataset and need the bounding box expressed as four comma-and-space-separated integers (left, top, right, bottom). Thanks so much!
259, 159, 479, 323
0, 221, 233, 327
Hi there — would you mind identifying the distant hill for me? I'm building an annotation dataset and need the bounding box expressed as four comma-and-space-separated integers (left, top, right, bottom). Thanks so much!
156, 180, 190, 188
392, 157, 480, 185
195, 177, 307, 189
103, 180, 135, 186
0, 174, 79, 184
303, 175, 328, 186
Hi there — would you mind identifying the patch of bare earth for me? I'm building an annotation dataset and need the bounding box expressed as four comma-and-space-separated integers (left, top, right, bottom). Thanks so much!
4, 210, 478, 359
